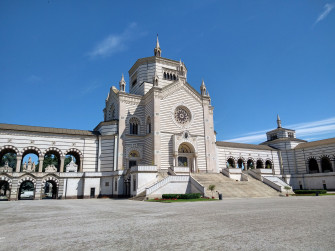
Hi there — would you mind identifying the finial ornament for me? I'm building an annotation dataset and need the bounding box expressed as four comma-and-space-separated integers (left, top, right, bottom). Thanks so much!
154, 34, 162, 57
119, 73, 126, 92
200, 79, 207, 96
277, 114, 282, 128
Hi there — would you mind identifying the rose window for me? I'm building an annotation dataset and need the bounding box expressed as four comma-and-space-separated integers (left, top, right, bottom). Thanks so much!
174, 106, 191, 125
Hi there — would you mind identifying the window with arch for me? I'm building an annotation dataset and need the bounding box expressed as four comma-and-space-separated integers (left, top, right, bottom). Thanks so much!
227, 158, 235, 168
256, 160, 264, 169
129, 117, 140, 135
265, 160, 272, 169
321, 157, 332, 173
308, 158, 319, 173
146, 116, 152, 134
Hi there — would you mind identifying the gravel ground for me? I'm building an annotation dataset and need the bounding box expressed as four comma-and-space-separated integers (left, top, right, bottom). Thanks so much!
0, 196, 334, 251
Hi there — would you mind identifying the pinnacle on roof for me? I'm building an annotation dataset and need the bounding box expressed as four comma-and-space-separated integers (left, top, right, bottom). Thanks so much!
156, 34, 160, 49
277, 114, 282, 128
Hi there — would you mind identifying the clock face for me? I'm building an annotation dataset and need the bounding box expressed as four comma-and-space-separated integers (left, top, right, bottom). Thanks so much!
174, 106, 191, 125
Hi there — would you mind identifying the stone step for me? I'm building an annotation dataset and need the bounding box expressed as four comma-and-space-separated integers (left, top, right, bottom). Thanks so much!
192, 173, 280, 198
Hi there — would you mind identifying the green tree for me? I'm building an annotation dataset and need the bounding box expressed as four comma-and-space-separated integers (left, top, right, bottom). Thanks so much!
1, 153, 17, 168
208, 184, 216, 198
43, 154, 59, 172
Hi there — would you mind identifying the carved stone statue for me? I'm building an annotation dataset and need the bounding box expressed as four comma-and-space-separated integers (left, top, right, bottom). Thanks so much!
45, 164, 57, 173
23, 157, 35, 172
66, 158, 78, 172
0, 161, 13, 173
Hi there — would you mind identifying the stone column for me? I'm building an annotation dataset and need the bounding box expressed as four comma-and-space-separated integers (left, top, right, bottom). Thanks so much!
38, 157, 44, 173
332, 159, 335, 172
318, 159, 322, 173
79, 160, 83, 172
60, 156, 65, 172
193, 157, 196, 173
15, 155, 22, 172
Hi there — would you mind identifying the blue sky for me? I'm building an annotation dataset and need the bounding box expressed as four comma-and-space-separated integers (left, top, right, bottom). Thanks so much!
0, 0, 334, 145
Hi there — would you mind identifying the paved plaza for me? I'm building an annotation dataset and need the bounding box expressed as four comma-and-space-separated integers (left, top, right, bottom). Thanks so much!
1, 197, 335, 250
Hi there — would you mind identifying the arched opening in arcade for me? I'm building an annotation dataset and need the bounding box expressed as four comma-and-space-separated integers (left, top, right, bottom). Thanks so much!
177, 143, 197, 172
321, 157, 333, 173
308, 158, 319, 173
42, 180, 58, 199
247, 159, 254, 169
237, 159, 245, 170
19, 181, 35, 200
64, 151, 81, 172
43, 150, 61, 172
0, 148, 17, 172
0, 180, 10, 200
21, 150, 39, 172
265, 160, 272, 169
256, 160, 264, 169
227, 158, 235, 168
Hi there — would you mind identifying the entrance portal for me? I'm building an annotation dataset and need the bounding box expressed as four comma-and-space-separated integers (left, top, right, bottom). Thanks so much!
19, 181, 35, 200
177, 143, 197, 173
42, 181, 58, 199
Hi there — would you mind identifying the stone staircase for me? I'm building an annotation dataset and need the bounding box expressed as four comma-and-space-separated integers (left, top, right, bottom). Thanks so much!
191, 173, 281, 198
129, 191, 146, 201
129, 172, 169, 201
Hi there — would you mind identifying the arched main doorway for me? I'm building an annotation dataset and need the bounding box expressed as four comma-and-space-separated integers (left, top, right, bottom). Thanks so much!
42, 180, 58, 199
177, 143, 197, 172
19, 181, 35, 200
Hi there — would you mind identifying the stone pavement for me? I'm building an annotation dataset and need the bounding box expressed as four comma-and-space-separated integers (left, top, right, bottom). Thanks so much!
0, 197, 334, 250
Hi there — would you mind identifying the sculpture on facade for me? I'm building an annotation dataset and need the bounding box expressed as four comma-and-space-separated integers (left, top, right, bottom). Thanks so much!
66, 158, 78, 172
23, 157, 35, 172
45, 164, 57, 173
0, 161, 13, 173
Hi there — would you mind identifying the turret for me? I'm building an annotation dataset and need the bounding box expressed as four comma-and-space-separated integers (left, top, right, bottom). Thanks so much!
119, 74, 126, 92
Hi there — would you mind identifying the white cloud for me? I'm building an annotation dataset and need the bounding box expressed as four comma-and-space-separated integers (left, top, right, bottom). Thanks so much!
314, 3, 335, 25
88, 22, 139, 58
222, 117, 335, 144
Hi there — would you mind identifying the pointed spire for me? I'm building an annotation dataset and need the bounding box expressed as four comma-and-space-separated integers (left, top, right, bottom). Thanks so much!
156, 34, 160, 49
277, 114, 282, 128
119, 73, 126, 92
154, 34, 162, 57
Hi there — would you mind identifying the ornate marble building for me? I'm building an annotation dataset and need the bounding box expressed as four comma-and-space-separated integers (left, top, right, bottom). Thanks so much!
0, 37, 334, 200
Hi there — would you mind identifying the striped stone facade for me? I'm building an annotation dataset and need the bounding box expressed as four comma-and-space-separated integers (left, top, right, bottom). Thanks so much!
0, 39, 334, 200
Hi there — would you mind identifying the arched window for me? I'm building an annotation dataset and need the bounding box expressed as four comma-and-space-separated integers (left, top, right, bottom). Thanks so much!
227, 158, 235, 168
237, 159, 244, 169
256, 160, 263, 169
265, 160, 272, 169
308, 158, 319, 173
129, 117, 140, 135
146, 116, 151, 134
247, 159, 254, 169
164, 72, 166, 79
173, 74, 176, 80
321, 157, 332, 173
